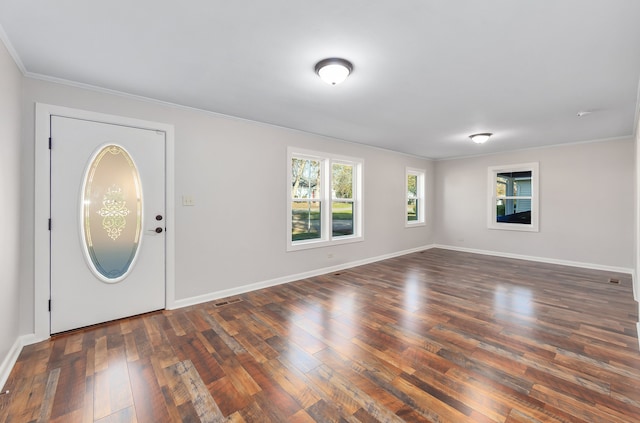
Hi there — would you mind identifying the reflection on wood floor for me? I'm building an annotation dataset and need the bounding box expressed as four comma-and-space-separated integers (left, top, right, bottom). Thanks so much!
1, 248, 639, 422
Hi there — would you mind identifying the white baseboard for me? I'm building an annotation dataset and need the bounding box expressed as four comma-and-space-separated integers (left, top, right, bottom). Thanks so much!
0, 334, 38, 391
636, 268, 640, 350
170, 244, 436, 310
633, 272, 639, 349
20, 334, 43, 347
633, 269, 639, 302
434, 244, 634, 275
0, 338, 21, 390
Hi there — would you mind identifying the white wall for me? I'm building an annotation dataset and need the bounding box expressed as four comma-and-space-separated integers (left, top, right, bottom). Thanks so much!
635, 112, 640, 302
0, 39, 23, 382
435, 139, 635, 270
19, 77, 435, 333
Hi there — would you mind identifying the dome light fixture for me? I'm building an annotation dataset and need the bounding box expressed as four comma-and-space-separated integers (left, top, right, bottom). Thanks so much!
315, 58, 353, 85
469, 133, 493, 144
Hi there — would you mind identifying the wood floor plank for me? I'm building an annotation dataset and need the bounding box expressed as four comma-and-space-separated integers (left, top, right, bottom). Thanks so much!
259, 358, 321, 409
49, 355, 86, 420
235, 353, 301, 419
93, 368, 112, 420
316, 363, 405, 422
38, 367, 61, 423
166, 360, 225, 423
106, 347, 134, 417
128, 358, 172, 423
93, 405, 137, 423
208, 376, 251, 416
313, 347, 406, 414
176, 336, 225, 386
82, 373, 95, 423
1, 248, 639, 422
123, 333, 139, 363
4, 373, 48, 422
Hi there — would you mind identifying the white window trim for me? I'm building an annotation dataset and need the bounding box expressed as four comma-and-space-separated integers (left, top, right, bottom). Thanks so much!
488, 162, 539, 232
287, 147, 364, 251
406, 167, 426, 227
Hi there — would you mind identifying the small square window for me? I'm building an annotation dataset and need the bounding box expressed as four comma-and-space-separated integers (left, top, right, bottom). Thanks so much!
488, 163, 539, 232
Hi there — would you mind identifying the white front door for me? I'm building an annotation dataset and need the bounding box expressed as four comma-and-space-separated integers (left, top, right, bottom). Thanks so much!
50, 116, 166, 334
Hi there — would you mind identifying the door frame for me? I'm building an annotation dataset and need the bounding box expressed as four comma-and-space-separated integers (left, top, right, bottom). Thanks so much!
35, 103, 176, 340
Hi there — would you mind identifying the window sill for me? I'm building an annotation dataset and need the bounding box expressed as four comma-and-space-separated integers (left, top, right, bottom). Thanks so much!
488, 223, 539, 232
287, 235, 364, 252
405, 221, 426, 228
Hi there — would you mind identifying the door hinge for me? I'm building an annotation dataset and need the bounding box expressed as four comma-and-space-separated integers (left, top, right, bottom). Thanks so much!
48, 137, 52, 149
48, 219, 51, 230
48, 299, 51, 312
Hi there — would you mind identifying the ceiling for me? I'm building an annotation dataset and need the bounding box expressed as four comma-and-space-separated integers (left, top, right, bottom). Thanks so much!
1, 1, 639, 159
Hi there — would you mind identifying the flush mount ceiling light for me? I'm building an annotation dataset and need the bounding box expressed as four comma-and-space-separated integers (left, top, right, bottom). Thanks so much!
469, 133, 493, 144
315, 58, 353, 85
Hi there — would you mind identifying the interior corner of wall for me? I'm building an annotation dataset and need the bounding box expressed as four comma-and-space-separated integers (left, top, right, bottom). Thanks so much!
634, 268, 639, 302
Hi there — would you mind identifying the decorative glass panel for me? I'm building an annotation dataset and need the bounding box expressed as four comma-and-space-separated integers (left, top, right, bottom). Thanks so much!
82, 145, 143, 282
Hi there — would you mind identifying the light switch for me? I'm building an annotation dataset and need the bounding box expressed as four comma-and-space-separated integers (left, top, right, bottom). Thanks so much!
182, 195, 195, 206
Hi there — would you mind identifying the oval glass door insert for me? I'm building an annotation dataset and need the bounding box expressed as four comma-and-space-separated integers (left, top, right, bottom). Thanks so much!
82, 144, 143, 282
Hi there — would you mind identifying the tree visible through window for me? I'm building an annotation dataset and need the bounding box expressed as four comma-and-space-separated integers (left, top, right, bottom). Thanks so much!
332, 163, 354, 237
406, 168, 425, 226
291, 158, 321, 241
288, 148, 363, 250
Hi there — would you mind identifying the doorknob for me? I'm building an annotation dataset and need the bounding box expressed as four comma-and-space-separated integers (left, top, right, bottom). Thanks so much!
156, 215, 163, 221
155, 227, 163, 233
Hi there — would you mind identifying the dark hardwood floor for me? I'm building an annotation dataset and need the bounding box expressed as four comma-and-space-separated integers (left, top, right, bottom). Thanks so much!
1, 248, 639, 422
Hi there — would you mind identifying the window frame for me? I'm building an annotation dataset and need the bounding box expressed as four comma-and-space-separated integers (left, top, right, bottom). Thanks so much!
287, 147, 363, 251
405, 167, 426, 227
487, 162, 539, 232
331, 160, 356, 238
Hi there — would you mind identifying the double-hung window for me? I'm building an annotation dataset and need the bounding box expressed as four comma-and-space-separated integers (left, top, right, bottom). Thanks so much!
406, 168, 425, 226
488, 162, 539, 232
288, 148, 363, 250
290, 156, 322, 242
331, 162, 356, 237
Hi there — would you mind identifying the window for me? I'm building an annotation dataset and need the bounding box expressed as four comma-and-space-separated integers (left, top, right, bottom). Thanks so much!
288, 148, 363, 250
290, 157, 322, 241
488, 162, 539, 232
406, 168, 425, 226
332, 162, 355, 237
